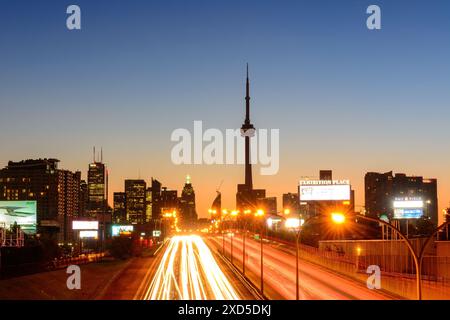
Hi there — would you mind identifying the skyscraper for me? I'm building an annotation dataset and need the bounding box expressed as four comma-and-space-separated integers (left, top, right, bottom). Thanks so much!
79, 179, 88, 217
60, 170, 82, 242
125, 179, 147, 224
179, 175, 197, 225
161, 187, 178, 214
113, 192, 126, 224
87, 153, 107, 217
151, 178, 162, 219
145, 187, 152, 222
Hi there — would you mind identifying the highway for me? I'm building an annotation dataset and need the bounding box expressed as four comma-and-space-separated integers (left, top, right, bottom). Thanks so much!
142, 235, 241, 300
208, 233, 394, 300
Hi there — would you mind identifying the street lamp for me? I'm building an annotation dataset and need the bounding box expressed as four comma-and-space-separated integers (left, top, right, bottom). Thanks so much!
288, 215, 317, 300
331, 212, 346, 224
416, 220, 450, 300
242, 209, 252, 275
230, 211, 239, 265
254, 209, 265, 295
221, 209, 228, 256
289, 213, 345, 300
332, 212, 422, 300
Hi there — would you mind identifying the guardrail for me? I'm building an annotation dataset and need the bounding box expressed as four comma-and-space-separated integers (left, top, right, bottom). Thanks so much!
48, 252, 105, 270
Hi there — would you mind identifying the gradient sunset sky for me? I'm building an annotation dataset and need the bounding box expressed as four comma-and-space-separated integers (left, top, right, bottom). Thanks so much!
1, 0, 450, 220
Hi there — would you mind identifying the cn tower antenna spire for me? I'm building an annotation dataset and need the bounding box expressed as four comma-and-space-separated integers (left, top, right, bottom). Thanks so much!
245, 63, 250, 124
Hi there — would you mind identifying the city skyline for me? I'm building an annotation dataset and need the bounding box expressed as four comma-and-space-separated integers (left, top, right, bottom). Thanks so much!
2, 0, 450, 304
1, 0, 450, 221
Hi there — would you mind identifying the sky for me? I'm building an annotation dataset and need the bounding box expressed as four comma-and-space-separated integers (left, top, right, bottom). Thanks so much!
0, 0, 449, 221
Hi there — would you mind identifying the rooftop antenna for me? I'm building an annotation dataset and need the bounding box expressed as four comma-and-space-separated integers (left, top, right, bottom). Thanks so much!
93, 146, 96, 163
101, 147, 103, 163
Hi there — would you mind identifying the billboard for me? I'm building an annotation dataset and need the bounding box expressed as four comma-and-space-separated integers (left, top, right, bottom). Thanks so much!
0, 200, 37, 234
152, 230, 161, 237
299, 180, 350, 201
72, 220, 99, 230
79, 230, 98, 239
112, 225, 134, 237
393, 198, 424, 219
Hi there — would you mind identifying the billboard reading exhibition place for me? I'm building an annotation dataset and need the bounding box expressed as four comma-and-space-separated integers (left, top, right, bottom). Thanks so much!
299, 180, 351, 201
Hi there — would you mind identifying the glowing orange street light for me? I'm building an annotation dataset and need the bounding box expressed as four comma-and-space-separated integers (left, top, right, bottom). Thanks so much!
163, 212, 173, 218
331, 212, 346, 224
283, 208, 290, 215
255, 209, 265, 217
356, 246, 362, 255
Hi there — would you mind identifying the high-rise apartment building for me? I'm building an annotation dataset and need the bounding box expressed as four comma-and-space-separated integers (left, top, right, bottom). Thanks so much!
0, 159, 82, 241
365, 171, 438, 225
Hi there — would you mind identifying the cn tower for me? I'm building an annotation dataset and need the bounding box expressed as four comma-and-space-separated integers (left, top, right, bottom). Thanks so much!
240, 64, 255, 190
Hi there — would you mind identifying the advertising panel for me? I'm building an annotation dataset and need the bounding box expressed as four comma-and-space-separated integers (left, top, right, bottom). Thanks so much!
112, 225, 134, 237
72, 220, 99, 230
393, 197, 424, 219
79, 230, 98, 239
0, 200, 37, 234
299, 180, 350, 201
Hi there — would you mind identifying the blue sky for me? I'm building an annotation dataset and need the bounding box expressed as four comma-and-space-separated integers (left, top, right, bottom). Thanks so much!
0, 0, 449, 218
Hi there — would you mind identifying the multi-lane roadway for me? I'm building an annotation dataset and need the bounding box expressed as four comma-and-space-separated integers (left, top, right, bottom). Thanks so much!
142, 235, 241, 300
208, 233, 394, 300
137, 233, 395, 300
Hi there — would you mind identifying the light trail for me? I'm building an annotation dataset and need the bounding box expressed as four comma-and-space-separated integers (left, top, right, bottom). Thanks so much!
144, 235, 240, 300
210, 234, 392, 300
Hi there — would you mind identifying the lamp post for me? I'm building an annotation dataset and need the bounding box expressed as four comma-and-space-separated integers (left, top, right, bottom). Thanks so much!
417, 220, 450, 300
254, 209, 265, 295
295, 228, 300, 300
230, 210, 238, 266
332, 212, 422, 300
230, 230, 234, 265
242, 209, 252, 275
287, 214, 316, 300
222, 209, 228, 256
